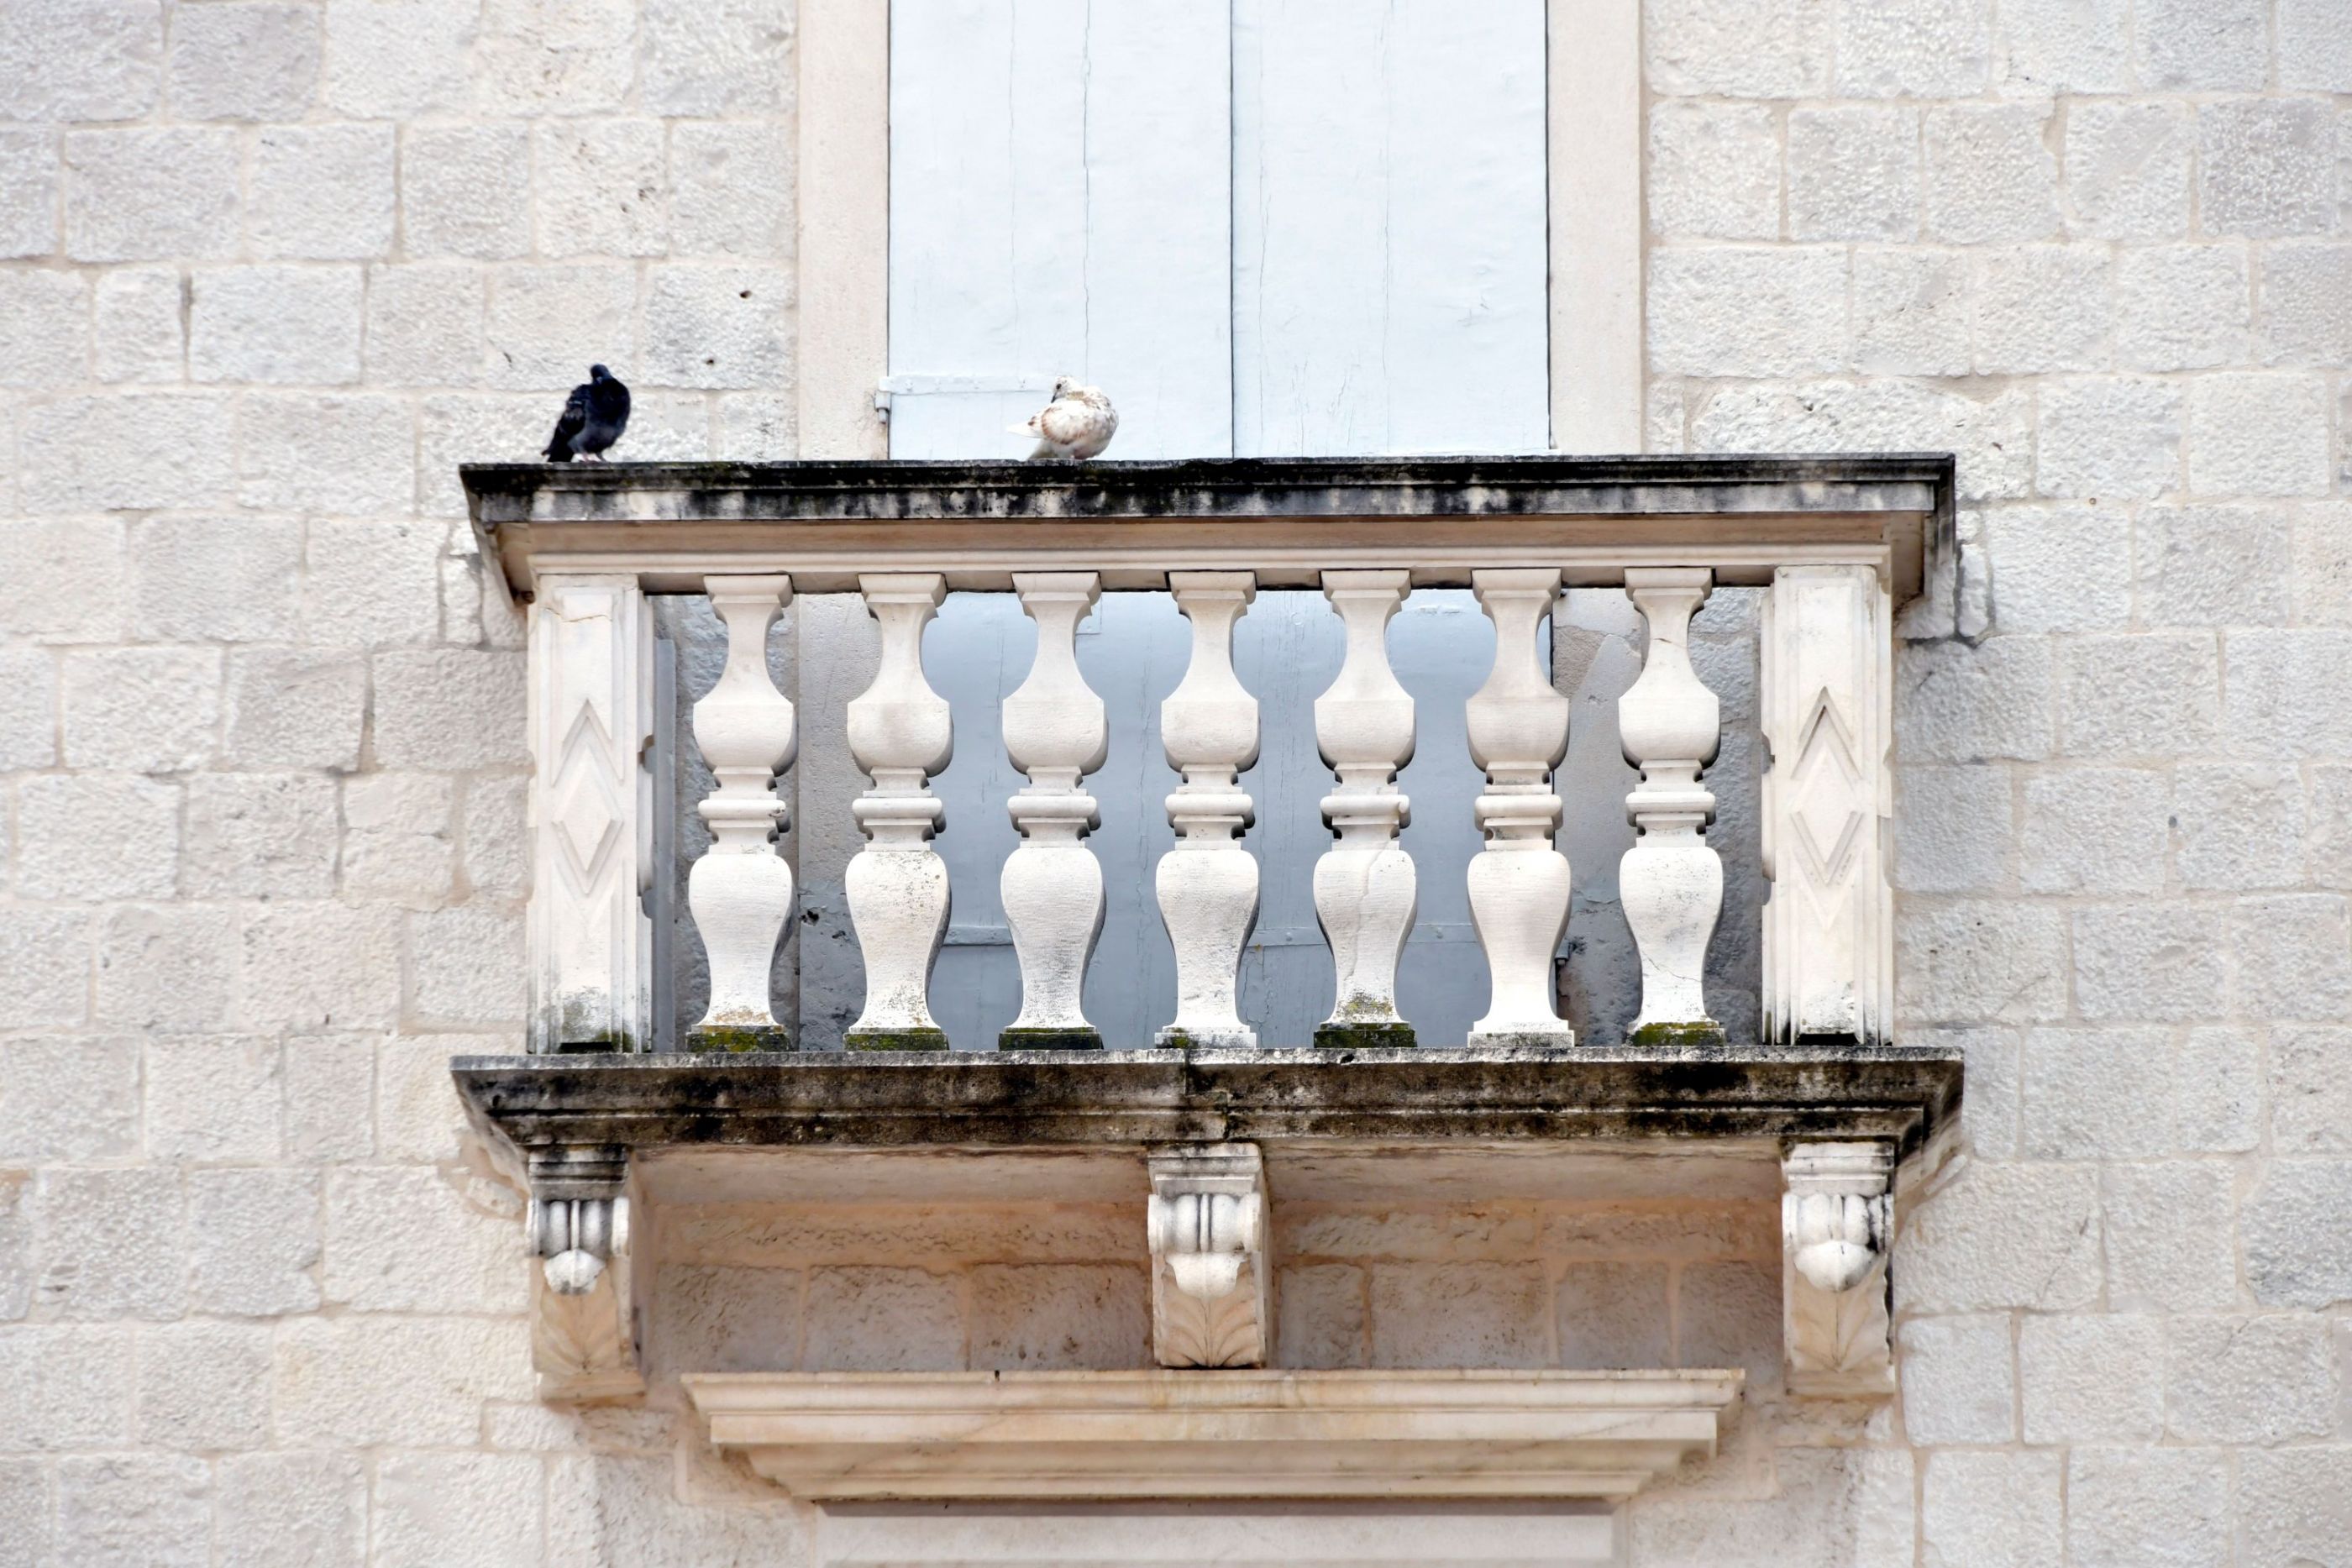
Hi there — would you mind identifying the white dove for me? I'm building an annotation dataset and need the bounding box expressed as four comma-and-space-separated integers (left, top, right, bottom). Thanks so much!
1011, 377, 1118, 460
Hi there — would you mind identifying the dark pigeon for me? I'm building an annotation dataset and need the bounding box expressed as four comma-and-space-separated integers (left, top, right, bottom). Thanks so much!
543, 364, 631, 462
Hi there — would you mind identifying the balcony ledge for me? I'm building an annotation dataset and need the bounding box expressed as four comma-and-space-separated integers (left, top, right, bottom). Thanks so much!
681, 1367, 1744, 1501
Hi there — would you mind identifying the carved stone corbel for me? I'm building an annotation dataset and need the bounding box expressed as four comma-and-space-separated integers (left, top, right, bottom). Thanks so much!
1782, 1141, 1894, 1398
1147, 1144, 1269, 1368
528, 1146, 643, 1403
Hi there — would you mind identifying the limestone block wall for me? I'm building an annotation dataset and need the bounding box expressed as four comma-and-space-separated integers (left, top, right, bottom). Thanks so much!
0, 0, 2348, 1563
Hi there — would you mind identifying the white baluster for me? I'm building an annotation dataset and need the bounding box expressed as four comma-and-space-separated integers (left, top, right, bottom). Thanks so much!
1158, 572, 1261, 1050
1466, 568, 1573, 1046
1620, 568, 1724, 1044
1000, 571, 1110, 1050
1312, 569, 1416, 1049
687, 575, 797, 1051
843, 573, 953, 1051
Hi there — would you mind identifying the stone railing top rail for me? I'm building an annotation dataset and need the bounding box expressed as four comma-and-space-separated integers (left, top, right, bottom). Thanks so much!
460, 453, 1955, 600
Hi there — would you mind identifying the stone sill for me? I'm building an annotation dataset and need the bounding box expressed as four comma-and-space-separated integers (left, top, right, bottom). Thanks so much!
454, 1045, 1964, 1167
459, 451, 1956, 602
681, 1368, 1743, 1501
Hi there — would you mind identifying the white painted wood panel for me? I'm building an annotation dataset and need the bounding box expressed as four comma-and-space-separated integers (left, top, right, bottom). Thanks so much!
1231, 0, 1551, 456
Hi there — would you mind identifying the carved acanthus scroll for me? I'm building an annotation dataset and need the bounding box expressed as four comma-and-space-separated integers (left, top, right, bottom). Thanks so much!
1782, 1141, 1894, 1398
1147, 1144, 1269, 1368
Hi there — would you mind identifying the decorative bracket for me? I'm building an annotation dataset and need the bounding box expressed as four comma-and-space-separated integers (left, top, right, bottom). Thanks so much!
1781, 1141, 1894, 1398
1147, 1143, 1269, 1368
527, 1146, 643, 1403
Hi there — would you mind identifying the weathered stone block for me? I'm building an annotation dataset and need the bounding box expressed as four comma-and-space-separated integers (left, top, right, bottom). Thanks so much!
1673, 1259, 1778, 1386
1646, 102, 1780, 240
274, 1316, 534, 1447
2103, 1162, 2236, 1313
0, 129, 59, 259
1650, 248, 1847, 377
35, 1168, 186, 1320
1898, 1162, 2099, 1314
0, 0, 161, 121
1898, 899, 2067, 1025
0, 1458, 49, 1567
1694, 379, 2034, 501
0, 910, 91, 1030
191, 265, 363, 385
671, 121, 795, 257
1925, 104, 2058, 243
184, 774, 336, 900
2171, 763, 2300, 891
642, 265, 795, 390
235, 902, 402, 1032
2234, 894, 2352, 1020
402, 123, 532, 260
364, 262, 486, 386
475, 0, 634, 113
461, 775, 530, 899
0, 1038, 137, 1162
2257, 241, 2352, 367
371, 1452, 543, 1568
93, 265, 185, 382
343, 774, 456, 904
647, 1263, 801, 1377
223, 650, 365, 770
804, 1266, 964, 1371
2244, 1161, 2352, 1308
2063, 102, 2192, 241
1898, 1314, 2013, 1445
2019, 1314, 2163, 1443
373, 649, 527, 768
137, 1319, 271, 1450
2023, 1025, 2257, 1156
1894, 636, 2055, 761
1894, 765, 2013, 894
2279, 0, 2352, 91
321, 0, 477, 117
2224, 628, 2352, 758
61, 646, 220, 772
168, 2, 320, 120
1362, 1260, 1552, 1370
2199, 98, 2336, 238
62, 128, 239, 262
214, 1453, 365, 1568
2236, 1450, 2352, 1566
55, 1455, 207, 1568
16, 773, 179, 900
1996, 0, 2124, 92
1921, 1450, 2062, 1568
969, 1263, 1149, 1370
1553, 1261, 1670, 1369
485, 263, 637, 391
1273, 1263, 1366, 1369
1983, 505, 2129, 633
0, 270, 90, 389
285, 1036, 376, 1164
2116, 244, 2249, 370
1974, 244, 2112, 374
23, 394, 234, 512
2271, 1025, 2352, 1155
1786, 107, 1916, 242
249, 124, 393, 262
535, 119, 667, 258
146, 1036, 281, 1164
2137, 0, 2266, 89
188, 1168, 323, 1316
130, 515, 302, 643
2069, 906, 2228, 1021
2166, 1314, 2334, 1444
2017, 768, 2164, 895
641, 0, 792, 114
408, 906, 526, 1026
2034, 379, 2181, 501
2068, 1448, 2229, 1568
0, 1325, 133, 1450
96, 905, 234, 1034
2187, 371, 2330, 497
1834, 0, 1988, 96
2057, 632, 2218, 757
323, 1166, 524, 1314
238, 392, 416, 515
1851, 249, 1967, 375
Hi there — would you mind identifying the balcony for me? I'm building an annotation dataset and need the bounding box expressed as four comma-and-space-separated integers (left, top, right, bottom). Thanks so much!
451, 454, 1964, 1497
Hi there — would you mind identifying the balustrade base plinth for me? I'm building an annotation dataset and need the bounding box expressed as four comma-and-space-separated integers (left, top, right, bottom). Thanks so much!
688, 1024, 795, 1053
1313, 1020, 1417, 1051
1627, 1020, 1727, 1049
999, 1026, 1104, 1052
843, 1028, 950, 1052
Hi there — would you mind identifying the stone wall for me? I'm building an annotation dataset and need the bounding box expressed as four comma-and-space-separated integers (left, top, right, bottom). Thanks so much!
0, 0, 2348, 1563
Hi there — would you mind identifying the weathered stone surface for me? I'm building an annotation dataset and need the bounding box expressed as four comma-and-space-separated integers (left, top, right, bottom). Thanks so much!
2118, 245, 2249, 370
34, 1168, 186, 1320
0, 1038, 138, 1162
1852, 249, 1969, 375
2198, 98, 2337, 238
535, 119, 667, 258
2187, 371, 2331, 497
2019, 1314, 2163, 1443
96, 905, 234, 1034
169, 2, 321, 121
55, 1455, 207, 1568
2064, 102, 2192, 240
2022, 1025, 2256, 1156
2236, 1449, 2352, 1567
484, 263, 636, 390
62, 128, 239, 262
2067, 1447, 2229, 1568
1894, 637, 2054, 761
641, 0, 791, 114
2034, 380, 2181, 501
1898, 1314, 2013, 1445
146, 1036, 281, 1164
321, 0, 477, 117
24, 394, 234, 512
323, 1166, 524, 1314
670, 121, 795, 257
1274, 1263, 1367, 1369
0, 910, 92, 1030
1921, 1450, 2062, 1568
372, 1452, 543, 1568
185, 774, 339, 900
138, 1319, 272, 1450
365, 263, 486, 386
248, 125, 395, 260
1787, 108, 1915, 241
16, 773, 180, 900
402, 124, 533, 259
2166, 1315, 2334, 1444
2271, 1026, 2352, 1155
547, 1454, 801, 1565
643, 265, 793, 390
1898, 1162, 2098, 1314
1975, 245, 2113, 374
647, 1263, 801, 1378
1674, 1259, 1778, 1385
130, 515, 302, 643
2058, 631, 2218, 757
188, 1169, 323, 1317
0, 0, 161, 121
804, 1266, 963, 1371
2103, 1162, 2237, 1313
274, 1315, 533, 1447
1924, 104, 2059, 243
2244, 1161, 2352, 1308
1897, 900, 2066, 1024
969, 1263, 1148, 1370
1646, 0, 1832, 97
0, 270, 90, 389
285, 1036, 375, 1164
223, 650, 365, 769
1650, 248, 1848, 377
236, 902, 402, 1032
1368, 1261, 1551, 1370
214, 1453, 365, 1568
0, 129, 58, 259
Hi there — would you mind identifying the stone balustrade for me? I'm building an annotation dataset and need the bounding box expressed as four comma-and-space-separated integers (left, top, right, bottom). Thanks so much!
475, 456, 1940, 1057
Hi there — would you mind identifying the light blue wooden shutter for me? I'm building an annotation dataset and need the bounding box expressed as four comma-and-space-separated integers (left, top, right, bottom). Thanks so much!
887, 0, 1550, 1049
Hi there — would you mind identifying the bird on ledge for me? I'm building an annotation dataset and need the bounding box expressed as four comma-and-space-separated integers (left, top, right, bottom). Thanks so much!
544, 364, 632, 462
1011, 377, 1118, 460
